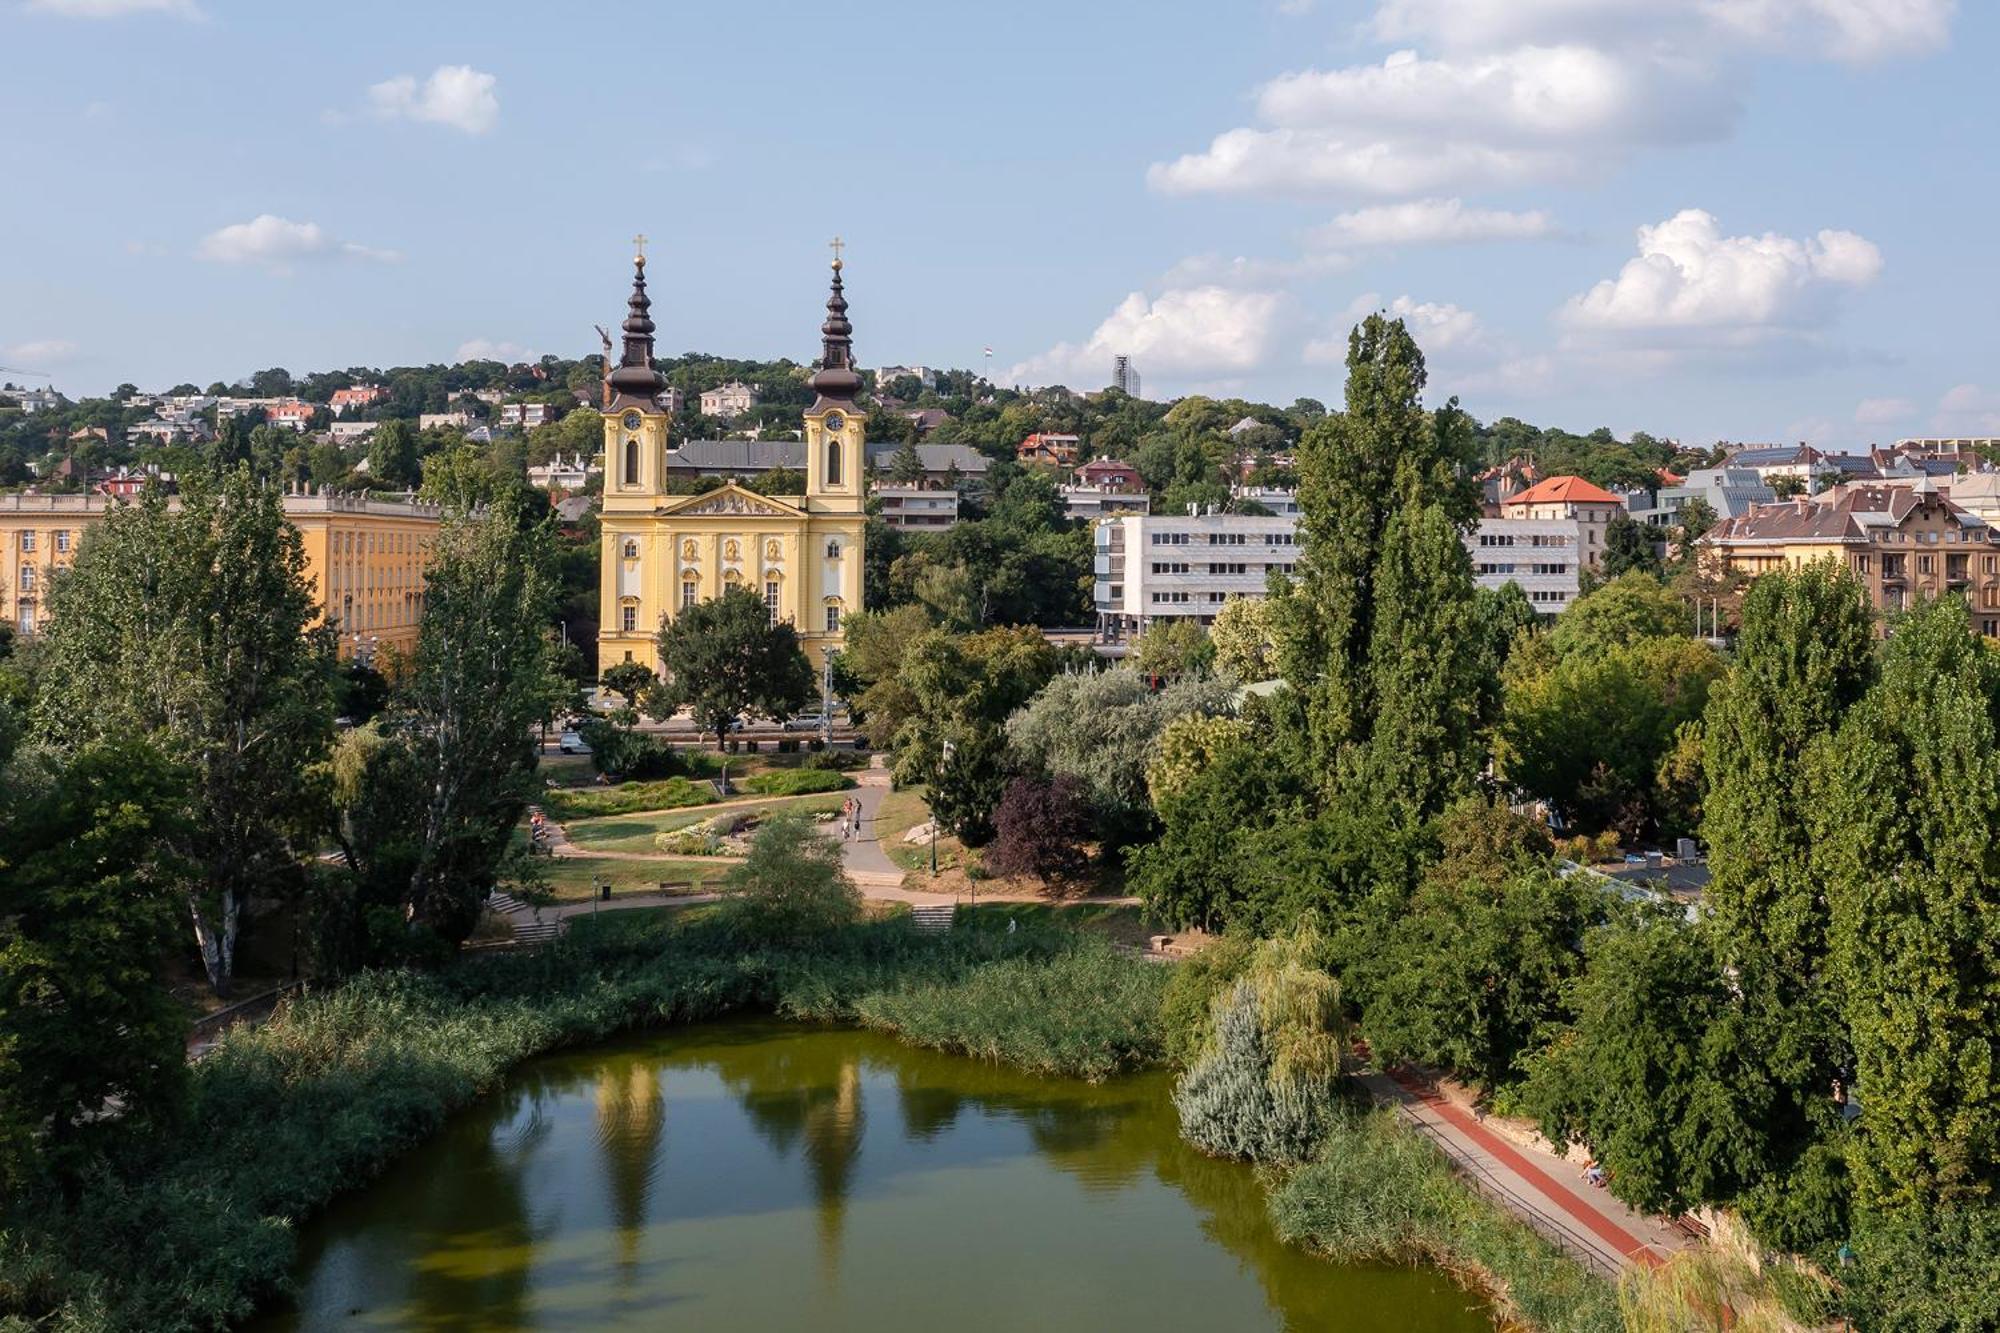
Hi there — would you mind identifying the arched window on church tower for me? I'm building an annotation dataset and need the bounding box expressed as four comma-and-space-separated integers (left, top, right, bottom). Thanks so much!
825, 433, 842, 487
624, 436, 639, 487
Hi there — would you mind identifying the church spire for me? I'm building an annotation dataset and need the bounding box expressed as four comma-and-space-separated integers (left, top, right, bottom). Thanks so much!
808, 239, 861, 409
607, 238, 668, 407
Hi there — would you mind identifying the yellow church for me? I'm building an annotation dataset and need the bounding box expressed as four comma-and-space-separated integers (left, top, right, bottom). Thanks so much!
597, 244, 867, 674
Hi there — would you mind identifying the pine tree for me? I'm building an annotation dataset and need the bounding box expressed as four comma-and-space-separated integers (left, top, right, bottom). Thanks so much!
1813, 596, 2000, 1209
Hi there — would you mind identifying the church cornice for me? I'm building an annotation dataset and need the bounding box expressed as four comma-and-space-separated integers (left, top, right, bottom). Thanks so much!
652, 482, 806, 519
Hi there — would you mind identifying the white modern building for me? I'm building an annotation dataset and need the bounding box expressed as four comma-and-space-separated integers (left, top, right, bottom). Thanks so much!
1465, 517, 1583, 614
875, 486, 960, 530
1093, 510, 1299, 642
1061, 484, 1152, 521
1230, 485, 1300, 517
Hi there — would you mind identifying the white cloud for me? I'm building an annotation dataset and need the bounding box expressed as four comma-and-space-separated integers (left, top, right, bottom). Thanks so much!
1855, 395, 1916, 426
1009, 287, 1292, 389
1370, 0, 1953, 62
456, 338, 535, 363
0, 339, 78, 366
24, 0, 201, 16
1160, 250, 1353, 287
1308, 293, 1488, 365
1308, 197, 1557, 247
1150, 44, 1732, 198
1933, 384, 2000, 435
1155, 1, 1950, 199
196, 215, 401, 271
1559, 209, 1881, 339
367, 65, 499, 135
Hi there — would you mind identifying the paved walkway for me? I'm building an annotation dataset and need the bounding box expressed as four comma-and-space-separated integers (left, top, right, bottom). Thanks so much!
1362, 1067, 1682, 1275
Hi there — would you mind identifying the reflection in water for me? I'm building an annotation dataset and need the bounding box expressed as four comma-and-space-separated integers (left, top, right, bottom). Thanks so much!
259, 1019, 1494, 1332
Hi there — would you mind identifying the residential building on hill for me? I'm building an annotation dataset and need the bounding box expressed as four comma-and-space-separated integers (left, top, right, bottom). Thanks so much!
1093, 510, 1299, 643
1111, 354, 1142, 398
419, 411, 472, 431
599, 251, 864, 674
1018, 432, 1080, 467
1499, 475, 1625, 570
330, 384, 385, 413
1, 386, 61, 413
1702, 482, 2000, 634
698, 381, 760, 420
1628, 467, 1777, 528
1061, 484, 1151, 521
0, 488, 441, 658
528, 452, 600, 491
499, 402, 559, 428
1075, 457, 1142, 491
267, 398, 315, 431
1231, 485, 1300, 517
875, 486, 960, 530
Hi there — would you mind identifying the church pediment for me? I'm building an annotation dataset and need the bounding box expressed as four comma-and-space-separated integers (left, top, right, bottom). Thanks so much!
657, 484, 803, 518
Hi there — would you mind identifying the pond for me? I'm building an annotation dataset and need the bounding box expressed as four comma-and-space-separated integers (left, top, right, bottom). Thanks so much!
256, 1018, 1494, 1331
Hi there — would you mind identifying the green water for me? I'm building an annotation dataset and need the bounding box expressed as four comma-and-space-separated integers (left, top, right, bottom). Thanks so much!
257, 1018, 1493, 1331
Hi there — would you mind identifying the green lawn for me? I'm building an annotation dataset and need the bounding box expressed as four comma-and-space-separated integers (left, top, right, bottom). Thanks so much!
529, 857, 733, 903
561, 792, 849, 855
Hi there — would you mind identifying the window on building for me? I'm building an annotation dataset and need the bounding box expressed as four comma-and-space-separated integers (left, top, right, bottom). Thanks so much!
764, 580, 780, 625
682, 578, 698, 609
826, 435, 842, 487
18, 565, 35, 591
18, 531, 34, 553
624, 437, 639, 486
620, 603, 637, 633
54, 530, 69, 553
824, 601, 842, 633
623, 538, 639, 560
825, 540, 841, 560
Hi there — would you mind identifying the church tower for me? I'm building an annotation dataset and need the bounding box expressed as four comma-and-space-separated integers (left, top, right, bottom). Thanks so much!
804, 245, 865, 514
603, 243, 671, 498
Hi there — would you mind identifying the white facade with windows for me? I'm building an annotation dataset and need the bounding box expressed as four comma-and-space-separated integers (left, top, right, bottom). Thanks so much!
1093, 511, 1300, 642
1464, 517, 1583, 613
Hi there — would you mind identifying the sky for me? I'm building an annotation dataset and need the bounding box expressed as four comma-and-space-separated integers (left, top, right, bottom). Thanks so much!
1, 0, 1994, 447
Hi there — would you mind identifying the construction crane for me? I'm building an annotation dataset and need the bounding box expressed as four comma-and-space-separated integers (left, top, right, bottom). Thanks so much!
0, 366, 52, 380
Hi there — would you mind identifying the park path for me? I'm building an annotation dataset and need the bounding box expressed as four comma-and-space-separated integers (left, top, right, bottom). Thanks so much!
1361, 1067, 1683, 1276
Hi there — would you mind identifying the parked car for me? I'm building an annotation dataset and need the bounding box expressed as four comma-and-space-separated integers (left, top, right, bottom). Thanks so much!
557, 730, 591, 754
782, 715, 827, 732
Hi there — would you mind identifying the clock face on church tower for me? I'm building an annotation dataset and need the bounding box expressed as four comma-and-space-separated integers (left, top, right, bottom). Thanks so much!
622, 411, 643, 431
823, 412, 845, 432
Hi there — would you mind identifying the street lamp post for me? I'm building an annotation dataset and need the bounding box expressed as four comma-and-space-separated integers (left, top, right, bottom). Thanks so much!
930, 737, 955, 878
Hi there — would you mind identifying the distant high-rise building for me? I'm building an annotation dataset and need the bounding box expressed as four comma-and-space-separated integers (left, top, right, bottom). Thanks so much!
1112, 355, 1142, 399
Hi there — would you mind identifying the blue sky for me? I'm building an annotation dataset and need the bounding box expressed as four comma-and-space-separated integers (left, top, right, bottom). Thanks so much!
1, 0, 1993, 446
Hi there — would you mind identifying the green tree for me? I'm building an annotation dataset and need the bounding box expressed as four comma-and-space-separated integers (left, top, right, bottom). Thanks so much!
0, 739, 190, 1186
650, 586, 814, 748
1363, 812, 1595, 1088
1209, 595, 1278, 682
1700, 561, 1876, 1231
371, 417, 420, 490
722, 814, 861, 945
1600, 513, 1663, 579
600, 660, 655, 709
840, 604, 935, 748
1544, 571, 1688, 661
1812, 596, 2000, 1210
889, 436, 925, 485
1131, 617, 1212, 680
1287, 315, 1478, 769
1146, 712, 1255, 806
34, 467, 335, 997
892, 625, 1055, 843
1675, 496, 1717, 543
1499, 635, 1725, 839
359, 496, 562, 946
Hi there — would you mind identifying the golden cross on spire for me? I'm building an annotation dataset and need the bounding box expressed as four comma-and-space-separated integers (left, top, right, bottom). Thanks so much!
632, 232, 648, 262
828, 234, 845, 269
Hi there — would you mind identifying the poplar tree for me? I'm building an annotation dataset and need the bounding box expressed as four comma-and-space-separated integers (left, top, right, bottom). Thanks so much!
1698, 562, 1875, 1228
1812, 596, 2000, 1209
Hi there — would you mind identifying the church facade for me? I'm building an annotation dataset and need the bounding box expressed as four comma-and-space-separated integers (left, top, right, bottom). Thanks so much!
597, 247, 867, 674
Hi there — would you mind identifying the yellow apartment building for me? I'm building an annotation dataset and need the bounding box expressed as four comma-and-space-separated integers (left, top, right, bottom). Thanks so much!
0, 488, 441, 662
1701, 482, 2000, 636
597, 247, 867, 673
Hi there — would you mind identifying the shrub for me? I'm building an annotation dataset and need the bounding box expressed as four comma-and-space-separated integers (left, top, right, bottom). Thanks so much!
1270, 1109, 1620, 1333
721, 815, 862, 945
739, 768, 853, 797
541, 777, 714, 821
1554, 830, 1620, 864
577, 719, 681, 781
1159, 932, 1255, 1069
987, 774, 1091, 888
801, 748, 864, 771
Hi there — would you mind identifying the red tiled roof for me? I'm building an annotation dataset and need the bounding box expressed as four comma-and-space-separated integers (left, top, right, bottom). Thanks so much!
1503, 474, 1624, 507
1656, 468, 1685, 485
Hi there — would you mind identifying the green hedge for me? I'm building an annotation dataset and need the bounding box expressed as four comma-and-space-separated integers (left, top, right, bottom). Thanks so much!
739, 768, 855, 797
